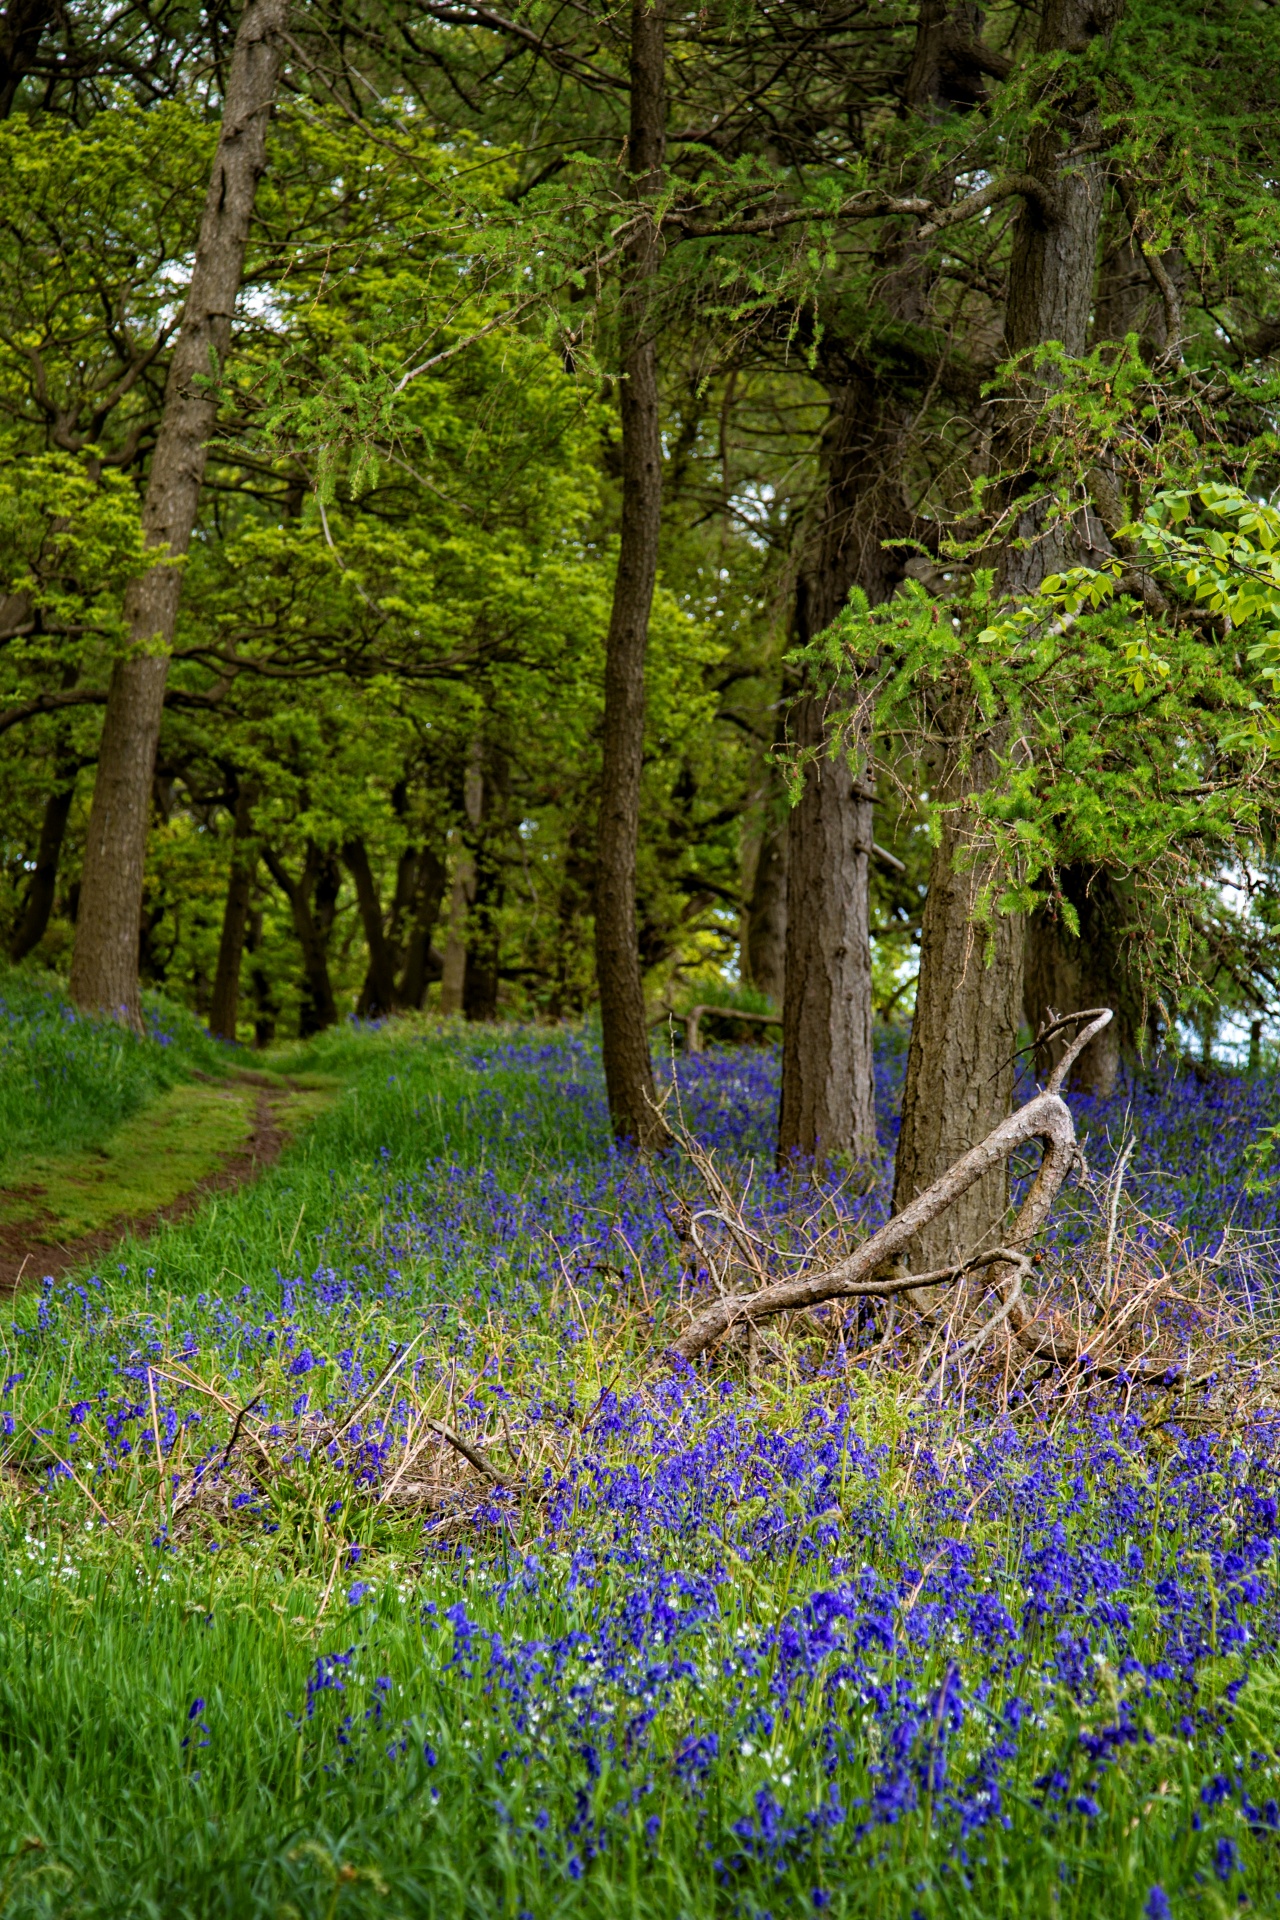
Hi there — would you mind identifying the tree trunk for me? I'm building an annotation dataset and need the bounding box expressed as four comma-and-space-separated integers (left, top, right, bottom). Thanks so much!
1023, 867, 1134, 1095
463, 741, 507, 1022
775, 373, 911, 1166
548, 813, 592, 1019
245, 905, 277, 1047
343, 837, 399, 1017
208, 780, 257, 1042
441, 743, 482, 1015
264, 842, 340, 1037
778, 704, 875, 1164
10, 765, 76, 961
594, 0, 670, 1152
997, 0, 1122, 593
69, 0, 288, 1026
892, 753, 1026, 1264
398, 850, 447, 1008
438, 852, 471, 1015
742, 693, 790, 1006
744, 817, 787, 1007
892, 0, 1122, 1262
1020, 209, 1177, 1086
777, 3, 984, 1165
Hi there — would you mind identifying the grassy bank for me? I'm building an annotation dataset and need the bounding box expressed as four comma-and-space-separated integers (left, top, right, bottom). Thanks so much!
2, 1022, 1279, 1917
0, 971, 235, 1173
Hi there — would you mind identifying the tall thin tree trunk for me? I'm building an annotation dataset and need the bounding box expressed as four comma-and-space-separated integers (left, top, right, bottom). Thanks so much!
777, 3, 981, 1166
594, 0, 671, 1152
464, 743, 507, 1023
10, 765, 76, 961
343, 837, 399, 1017
744, 819, 787, 1006
892, 0, 1122, 1263
245, 905, 277, 1047
209, 780, 257, 1042
398, 850, 447, 1008
264, 842, 340, 1037
742, 692, 790, 1007
69, 0, 288, 1025
440, 743, 482, 1016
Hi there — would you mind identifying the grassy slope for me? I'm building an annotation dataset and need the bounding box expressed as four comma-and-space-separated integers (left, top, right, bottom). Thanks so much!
0, 1080, 260, 1238
0, 969, 350, 1251
0, 970, 237, 1173
1, 1023, 1278, 1918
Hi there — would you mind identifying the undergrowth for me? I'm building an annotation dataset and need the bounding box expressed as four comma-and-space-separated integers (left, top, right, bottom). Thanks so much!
2, 1019, 1280, 1917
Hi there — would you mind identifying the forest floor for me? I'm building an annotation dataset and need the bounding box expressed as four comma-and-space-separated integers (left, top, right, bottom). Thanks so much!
2, 996, 1280, 1918
0, 1069, 339, 1291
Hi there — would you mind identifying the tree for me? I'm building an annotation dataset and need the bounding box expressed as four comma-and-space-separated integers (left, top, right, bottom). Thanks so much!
891, 0, 1124, 1264
70, 0, 289, 1025
593, 0, 672, 1151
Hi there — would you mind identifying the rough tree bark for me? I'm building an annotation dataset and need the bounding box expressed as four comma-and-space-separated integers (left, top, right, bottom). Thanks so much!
892, 0, 1122, 1265
69, 0, 288, 1025
594, 0, 671, 1151
10, 764, 77, 961
1023, 867, 1141, 1094
209, 779, 258, 1042
1019, 205, 1175, 1090
777, 482, 878, 1162
776, 2, 990, 1167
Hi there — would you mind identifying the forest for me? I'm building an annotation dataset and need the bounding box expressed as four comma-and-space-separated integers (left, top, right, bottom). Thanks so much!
3, 1, 1280, 1916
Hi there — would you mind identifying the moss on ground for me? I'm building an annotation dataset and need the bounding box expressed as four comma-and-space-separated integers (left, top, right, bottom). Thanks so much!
0, 1078, 333, 1243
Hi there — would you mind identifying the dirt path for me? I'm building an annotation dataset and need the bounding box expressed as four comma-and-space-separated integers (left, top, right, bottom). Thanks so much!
0, 1082, 302, 1294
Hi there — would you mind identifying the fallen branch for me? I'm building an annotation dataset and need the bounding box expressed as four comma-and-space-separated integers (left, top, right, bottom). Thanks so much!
668, 1010, 1112, 1362
423, 1417, 508, 1484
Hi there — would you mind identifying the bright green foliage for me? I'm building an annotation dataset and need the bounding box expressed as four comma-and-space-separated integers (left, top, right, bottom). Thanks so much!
799, 456, 1280, 995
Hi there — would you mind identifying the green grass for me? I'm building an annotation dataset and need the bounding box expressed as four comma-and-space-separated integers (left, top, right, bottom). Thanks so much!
2, 1534, 1272, 1920
0, 969, 348, 1254
0, 968, 238, 1174
0, 1080, 260, 1240
1, 1019, 1278, 1918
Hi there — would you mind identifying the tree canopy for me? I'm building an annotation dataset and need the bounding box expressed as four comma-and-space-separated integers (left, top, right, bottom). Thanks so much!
2, 0, 1279, 1128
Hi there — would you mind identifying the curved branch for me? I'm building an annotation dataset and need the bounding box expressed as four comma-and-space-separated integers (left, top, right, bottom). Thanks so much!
0, 686, 109, 737
669, 1012, 1114, 1363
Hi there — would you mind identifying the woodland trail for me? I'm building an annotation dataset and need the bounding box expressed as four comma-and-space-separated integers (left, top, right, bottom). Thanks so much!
0, 1073, 323, 1293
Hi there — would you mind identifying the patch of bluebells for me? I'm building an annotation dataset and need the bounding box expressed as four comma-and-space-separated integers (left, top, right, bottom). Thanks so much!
13, 1028, 1280, 1901
290, 1377, 1280, 1898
